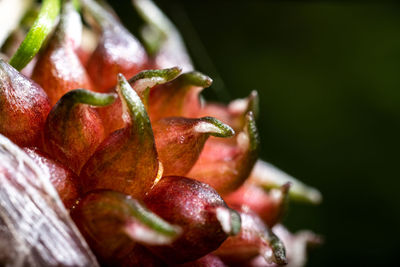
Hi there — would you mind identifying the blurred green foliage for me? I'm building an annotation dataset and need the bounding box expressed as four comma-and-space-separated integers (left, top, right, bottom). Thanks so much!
111, 1, 400, 266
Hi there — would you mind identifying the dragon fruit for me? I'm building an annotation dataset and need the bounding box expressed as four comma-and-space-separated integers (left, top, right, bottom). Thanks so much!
0, 0, 322, 266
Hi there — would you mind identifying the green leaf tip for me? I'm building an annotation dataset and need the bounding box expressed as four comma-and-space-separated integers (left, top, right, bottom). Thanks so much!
9, 0, 61, 70
251, 160, 322, 205
129, 67, 182, 85
196, 117, 235, 138
245, 111, 260, 152
117, 73, 153, 138
266, 229, 287, 265
127, 197, 181, 237
178, 71, 213, 88
215, 206, 242, 236
61, 89, 116, 107
247, 90, 259, 119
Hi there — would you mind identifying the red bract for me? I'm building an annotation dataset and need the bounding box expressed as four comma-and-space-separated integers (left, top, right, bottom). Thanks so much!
215, 207, 287, 266
80, 74, 159, 199
43, 89, 116, 174
188, 111, 259, 195
144, 176, 241, 263
71, 190, 180, 266
225, 183, 290, 227
0, 59, 51, 147
197, 90, 259, 131
82, 0, 149, 92
148, 71, 212, 122
31, 2, 93, 106
153, 116, 234, 176
23, 147, 80, 210
98, 67, 181, 136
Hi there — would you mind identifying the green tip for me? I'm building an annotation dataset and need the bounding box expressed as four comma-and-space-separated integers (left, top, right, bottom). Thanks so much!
117, 73, 153, 137
177, 71, 213, 88
230, 209, 242, 236
9, 0, 61, 70
215, 206, 242, 236
266, 229, 288, 265
197, 117, 235, 138
245, 111, 260, 152
247, 90, 259, 119
128, 197, 181, 237
62, 89, 116, 106
129, 67, 182, 85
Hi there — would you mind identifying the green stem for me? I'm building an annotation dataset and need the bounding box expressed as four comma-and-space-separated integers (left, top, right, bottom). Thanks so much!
9, 0, 60, 70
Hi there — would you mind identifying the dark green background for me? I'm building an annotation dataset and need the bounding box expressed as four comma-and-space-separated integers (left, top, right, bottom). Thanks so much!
111, 1, 400, 266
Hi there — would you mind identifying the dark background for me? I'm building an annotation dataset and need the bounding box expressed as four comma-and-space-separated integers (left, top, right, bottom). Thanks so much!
111, 1, 400, 266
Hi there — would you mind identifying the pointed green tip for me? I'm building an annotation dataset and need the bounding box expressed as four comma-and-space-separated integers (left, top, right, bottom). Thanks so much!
128, 197, 182, 237
196, 117, 235, 138
247, 90, 259, 119
245, 111, 260, 152
117, 73, 153, 137
129, 67, 182, 84
265, 228, 287, 265
215, 206, 242, 236
178, 71, 213, 88
63, 89, 116, 106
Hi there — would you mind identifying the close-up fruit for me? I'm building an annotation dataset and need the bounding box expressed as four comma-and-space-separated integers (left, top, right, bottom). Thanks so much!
0, 0, 329, 266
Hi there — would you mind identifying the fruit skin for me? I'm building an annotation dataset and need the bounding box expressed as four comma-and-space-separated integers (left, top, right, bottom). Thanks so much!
31, 2, 93, 106
215, 206, 287, 266
82, 0, 149, 92
23, 147, 80, 210
224, 183, 290, 227
188, 112, 259, 195
0, 59, 51, 147
148, 71, 212, 122
71, 190, 180, 267
144, 176, 237, 263
152, 116, 234, 176
80, 74, 159, 199
42, 89, 116, 174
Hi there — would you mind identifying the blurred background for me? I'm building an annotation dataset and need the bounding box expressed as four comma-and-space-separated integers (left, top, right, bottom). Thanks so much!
3, 0, 396, 266
110, 0, 400, 266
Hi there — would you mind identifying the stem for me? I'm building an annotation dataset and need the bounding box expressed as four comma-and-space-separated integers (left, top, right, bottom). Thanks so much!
9, 0, 61, 70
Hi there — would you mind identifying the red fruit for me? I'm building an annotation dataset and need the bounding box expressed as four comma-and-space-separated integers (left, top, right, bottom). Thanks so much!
23, 147, 80, 210
31, 2, 93, 106
225, 183, 290, 227
98, 67, 181, 136
215, 207, 287, 266
197, 90, 259, 131
188, 111, 259, 195
0, 59, 51, 147
144, 176, 241, 263
43, 89, 116, 174
82, 0, 149, 92
0, 134, 98, 266
153, 116, 234, 176
148, 71, 212, 122
80, 74, 160, 199
71, 190, 180, 266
